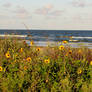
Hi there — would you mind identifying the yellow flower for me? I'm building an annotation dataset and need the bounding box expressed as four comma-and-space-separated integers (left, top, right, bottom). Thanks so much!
5, 52, 11, 58
90, 61, 92, 65
26, 57, 32, 62
30, 41, 34, 46
46, 79, 48, 83
44, 59, 50, 64
78, 49, 82, 54
15, 54, 18, 57
20, 48, 23, 53
36, 48, 40, 52
24, 66, 27, 70
0, 66, 2, 72
59, 45, 64, 50
68, 50, 72, 54
62, 41, 68, 44
65, 53, 68, 57
77, 69, 82, 74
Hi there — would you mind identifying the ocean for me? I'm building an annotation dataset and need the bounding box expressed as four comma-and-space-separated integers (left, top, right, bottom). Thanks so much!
0, 29, 92, 48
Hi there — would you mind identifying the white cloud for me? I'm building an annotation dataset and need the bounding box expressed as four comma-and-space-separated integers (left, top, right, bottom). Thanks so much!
35, 4, 64, 18
35, 4, 53, 15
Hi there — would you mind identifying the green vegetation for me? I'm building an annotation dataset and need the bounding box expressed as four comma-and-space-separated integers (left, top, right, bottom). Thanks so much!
0, 38, 92, 92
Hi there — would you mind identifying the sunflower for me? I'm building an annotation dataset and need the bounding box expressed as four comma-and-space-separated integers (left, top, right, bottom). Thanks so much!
78, 49, 82, 54
65, 53, 68, 57
44, 59, 50, 64
30, 41, 34, 46
36, 48, 40, 52
90, 61, 92, 65
26, 57, 32, 62
20, 48, 23, 53
77, 68, 82, 74
62, 41, 68, 44
0, 66, 2, 72
68, 50, 72, 54
5, 52, 11, 58
24, 66, 27, 70
59, 45, 64, 50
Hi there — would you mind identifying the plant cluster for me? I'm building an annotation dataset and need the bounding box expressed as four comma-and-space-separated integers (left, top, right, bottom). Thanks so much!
0, 39, 92, 92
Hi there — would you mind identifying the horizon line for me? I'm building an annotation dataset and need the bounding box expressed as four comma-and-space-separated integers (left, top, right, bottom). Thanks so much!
0, 29, 92, 31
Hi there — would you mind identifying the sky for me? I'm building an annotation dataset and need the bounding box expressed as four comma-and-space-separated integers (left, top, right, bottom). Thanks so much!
0, 0, 92, 30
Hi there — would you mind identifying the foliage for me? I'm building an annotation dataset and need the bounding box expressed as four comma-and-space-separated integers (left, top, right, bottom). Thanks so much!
0, 38, 92, 92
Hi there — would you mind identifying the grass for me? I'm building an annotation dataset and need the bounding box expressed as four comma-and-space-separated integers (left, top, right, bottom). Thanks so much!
0, 38, 92, 92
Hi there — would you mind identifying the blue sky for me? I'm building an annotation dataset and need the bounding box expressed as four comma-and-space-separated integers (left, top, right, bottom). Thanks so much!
0, 0, 92, 30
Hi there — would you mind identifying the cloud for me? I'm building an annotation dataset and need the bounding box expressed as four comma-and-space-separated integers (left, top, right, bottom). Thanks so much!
49, 10, 63, 16
44, 4, 53, 10
35, 4, 53, 15
14, 6, 29, 14
3, 2, 12, 8
71, 0, 86, 7
35, 4, 64, 18
13, 6, 31, 19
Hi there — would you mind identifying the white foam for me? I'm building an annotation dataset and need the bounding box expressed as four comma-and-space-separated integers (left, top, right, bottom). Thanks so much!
72, 36, 92, 39
0, 34, 27, 38
69, 40, 78, 42
26, 40, 92, 48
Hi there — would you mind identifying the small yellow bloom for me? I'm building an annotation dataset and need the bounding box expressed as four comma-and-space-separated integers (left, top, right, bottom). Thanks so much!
68, 50, 72, 54
0, 66, 2, 72
78, 49, 82, 54
46, 79, 48, 83
77, 69, 82, 74
24, 66, 27, 70
5, 52, 11, 58
15, 54, 18, 57
36, 48, 40, 52
90, 61, 92, 65
30, 41, 34, 46
26, 57, 32, 62
44, 59, 50, 64
59, 45, 64, 50
62, 41, 68, 44
65, 53, 68, 57
20, 48, 23, 53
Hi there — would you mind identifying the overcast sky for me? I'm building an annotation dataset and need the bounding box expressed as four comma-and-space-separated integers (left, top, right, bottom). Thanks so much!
0, 0, 92, 30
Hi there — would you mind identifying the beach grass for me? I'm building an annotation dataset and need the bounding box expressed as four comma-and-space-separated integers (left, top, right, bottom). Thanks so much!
0, 38, 92, 92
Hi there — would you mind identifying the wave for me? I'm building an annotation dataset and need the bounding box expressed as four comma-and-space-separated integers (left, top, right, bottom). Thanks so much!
25, 40, 92, 48
72, 36, 92, 39
0, 34, 27, 38
69, 40, 79, 42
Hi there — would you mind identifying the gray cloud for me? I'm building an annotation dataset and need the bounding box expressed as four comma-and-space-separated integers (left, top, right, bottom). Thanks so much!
3, 2, 12, 8
71, 0, 86, 7
13, 6, 31, 19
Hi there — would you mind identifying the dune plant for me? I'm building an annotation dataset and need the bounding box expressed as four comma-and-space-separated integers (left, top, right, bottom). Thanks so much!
0, 38, 92, 92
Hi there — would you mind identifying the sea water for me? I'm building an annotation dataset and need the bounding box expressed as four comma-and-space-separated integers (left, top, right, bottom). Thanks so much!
0, 29, 92, 48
